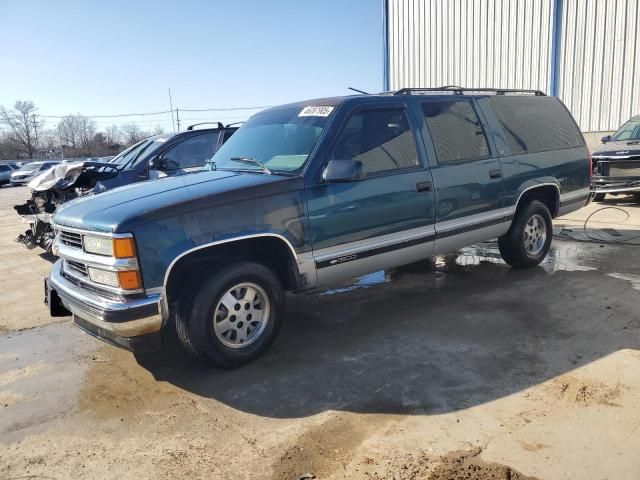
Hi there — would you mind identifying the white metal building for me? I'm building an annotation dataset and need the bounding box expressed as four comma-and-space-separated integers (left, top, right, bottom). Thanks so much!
384, 0, 640, 132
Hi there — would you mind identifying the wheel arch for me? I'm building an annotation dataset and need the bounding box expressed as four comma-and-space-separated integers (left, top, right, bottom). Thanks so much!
162, 234, 303, 320
513, 181, 561, 219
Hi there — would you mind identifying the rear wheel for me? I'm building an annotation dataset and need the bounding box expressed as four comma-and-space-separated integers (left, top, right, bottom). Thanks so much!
499, 200, 552, 268
175, 261, 284, 368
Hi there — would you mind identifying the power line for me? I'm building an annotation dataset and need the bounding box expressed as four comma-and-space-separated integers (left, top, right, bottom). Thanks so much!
36, 104, 272, 119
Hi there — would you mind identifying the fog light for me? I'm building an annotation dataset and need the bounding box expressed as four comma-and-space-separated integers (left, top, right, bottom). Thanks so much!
117, 270, 141, 290
87, 267, 120, 287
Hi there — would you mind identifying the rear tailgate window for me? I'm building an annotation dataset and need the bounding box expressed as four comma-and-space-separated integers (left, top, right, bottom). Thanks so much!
488, 96, 584, 155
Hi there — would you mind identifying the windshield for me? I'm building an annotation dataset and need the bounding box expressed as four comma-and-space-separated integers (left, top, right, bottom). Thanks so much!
611, 118, 640, 142
210, 105, 334, 173
108, 138, 164, 170
17, 163, 40, 172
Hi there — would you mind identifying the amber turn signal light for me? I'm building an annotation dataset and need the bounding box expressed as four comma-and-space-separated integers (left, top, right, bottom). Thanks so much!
117, 270, 141, 290
113, 237, 136, 259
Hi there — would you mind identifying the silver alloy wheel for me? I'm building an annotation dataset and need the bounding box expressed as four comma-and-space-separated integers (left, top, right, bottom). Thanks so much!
523, 213, 547, 256
212, 282, 270, 349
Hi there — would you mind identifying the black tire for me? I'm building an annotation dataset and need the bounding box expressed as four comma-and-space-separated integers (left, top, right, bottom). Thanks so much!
498, 200, 553, 268
175, 261, 284, 368
593, 193, 606, 202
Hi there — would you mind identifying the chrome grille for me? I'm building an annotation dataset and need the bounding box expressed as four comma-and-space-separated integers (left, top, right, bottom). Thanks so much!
59, 230, 83, 249
64, 260, 88, 278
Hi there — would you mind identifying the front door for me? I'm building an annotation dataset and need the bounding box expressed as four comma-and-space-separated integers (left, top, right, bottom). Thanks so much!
306, 103, 436, 286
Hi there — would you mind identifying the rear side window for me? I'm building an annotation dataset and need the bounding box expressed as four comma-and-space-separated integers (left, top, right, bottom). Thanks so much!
488, 96, 584, 154
330, 107, 419, 175
421, 100, 490, 164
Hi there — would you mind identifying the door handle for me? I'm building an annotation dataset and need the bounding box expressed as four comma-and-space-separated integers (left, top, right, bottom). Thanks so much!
489, 169, 502, 179
416, 181, 432, 192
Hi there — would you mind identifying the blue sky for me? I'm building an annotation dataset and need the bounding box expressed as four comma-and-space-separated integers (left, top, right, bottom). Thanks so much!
0, 0, 383, 131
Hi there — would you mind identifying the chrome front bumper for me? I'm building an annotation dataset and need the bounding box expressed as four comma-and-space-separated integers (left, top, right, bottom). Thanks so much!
47, 259, 163, 352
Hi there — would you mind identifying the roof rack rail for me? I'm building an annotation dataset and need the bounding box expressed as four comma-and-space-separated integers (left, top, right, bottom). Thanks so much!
225, 121, 245, 127
394, 86, 546, 96
187, 122, 224, 130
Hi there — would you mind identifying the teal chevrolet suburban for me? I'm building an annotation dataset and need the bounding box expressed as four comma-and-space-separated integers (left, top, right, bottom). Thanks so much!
45, 87, 591, 367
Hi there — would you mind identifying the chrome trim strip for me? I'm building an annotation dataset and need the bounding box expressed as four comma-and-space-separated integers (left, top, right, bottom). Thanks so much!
435, 207, 514, 234
592, 155, 640, 160
559, 187, 590, 202
51, 222, 133, 239
591, 185, 640, 193
514, 182, 561, 209
56, 241, 139, 271
313, 225, 436, 262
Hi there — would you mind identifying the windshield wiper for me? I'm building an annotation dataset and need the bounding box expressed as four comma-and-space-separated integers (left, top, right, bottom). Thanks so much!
228, 157, 272, 175
627, 140, 640, 145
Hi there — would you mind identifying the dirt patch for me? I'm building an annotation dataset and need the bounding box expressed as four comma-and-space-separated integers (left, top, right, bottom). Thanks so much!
366, 448, 539, 480
272, 413, 396, 480
546, 376, 623, 407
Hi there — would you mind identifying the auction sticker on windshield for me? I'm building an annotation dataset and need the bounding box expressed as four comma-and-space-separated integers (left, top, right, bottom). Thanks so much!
299, 106, 334, 117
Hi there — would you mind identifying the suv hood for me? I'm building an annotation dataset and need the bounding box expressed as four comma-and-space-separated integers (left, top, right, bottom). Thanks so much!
593, 140, 640, 158
53, 170, 302, 233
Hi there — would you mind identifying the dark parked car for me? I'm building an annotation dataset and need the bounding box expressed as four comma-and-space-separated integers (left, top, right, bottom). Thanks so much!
14, 123, 238, 251
45, 87, 590, 367
591, 114, 640, 201
10, 161, 60, 185
0, 163, 17, 186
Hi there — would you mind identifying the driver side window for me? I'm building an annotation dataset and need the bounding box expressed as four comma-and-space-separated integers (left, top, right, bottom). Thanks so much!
161, 133, 217, 170
330, 107, 419, 176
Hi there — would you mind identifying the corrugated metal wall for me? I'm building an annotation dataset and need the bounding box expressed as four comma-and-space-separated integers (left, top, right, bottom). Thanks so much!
387, 0, 554, 93
558, 0, 640, 132
386, 0, 640, 132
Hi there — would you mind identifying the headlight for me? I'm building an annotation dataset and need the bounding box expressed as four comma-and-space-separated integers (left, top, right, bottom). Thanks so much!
87, 267, 119, 287
83, 235, 136, 258
83, 236, 113, 256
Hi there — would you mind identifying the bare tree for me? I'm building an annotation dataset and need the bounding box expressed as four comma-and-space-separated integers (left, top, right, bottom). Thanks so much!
58, 114, 97, 155
105, 125, 120, 146
0, 100, 40, 158
120, 123, 148, 145
153, 125, 165, 135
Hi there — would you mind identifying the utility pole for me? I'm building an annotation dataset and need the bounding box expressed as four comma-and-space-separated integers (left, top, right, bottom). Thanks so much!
32, 114, 39, 159
168, 88, 176, 132
176, 108, 181, 131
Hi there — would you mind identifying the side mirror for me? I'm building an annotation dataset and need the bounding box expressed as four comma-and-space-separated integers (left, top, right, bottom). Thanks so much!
322, 159, 365, 182
148, 156, 162, 171
601, 135, 612, 143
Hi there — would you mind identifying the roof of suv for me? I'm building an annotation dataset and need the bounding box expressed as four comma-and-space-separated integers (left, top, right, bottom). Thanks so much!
265, 87, 548, 113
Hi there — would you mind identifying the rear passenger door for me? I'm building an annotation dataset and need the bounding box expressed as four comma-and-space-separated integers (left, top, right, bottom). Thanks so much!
420, 98, 507, 253
306, 103, 436, 286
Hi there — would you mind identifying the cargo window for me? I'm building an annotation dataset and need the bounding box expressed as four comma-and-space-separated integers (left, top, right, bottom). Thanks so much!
330, 108, 419, 175
421, 99, 490, 164
487, 96, 584, 154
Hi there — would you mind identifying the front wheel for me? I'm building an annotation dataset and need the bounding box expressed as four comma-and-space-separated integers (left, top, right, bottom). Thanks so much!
175, 261, 284, 368
592, 193, 606, 202
499, 200, 552, 268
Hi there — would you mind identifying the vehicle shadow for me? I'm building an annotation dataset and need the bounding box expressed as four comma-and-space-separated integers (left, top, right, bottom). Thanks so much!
137, 242, 640, 419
